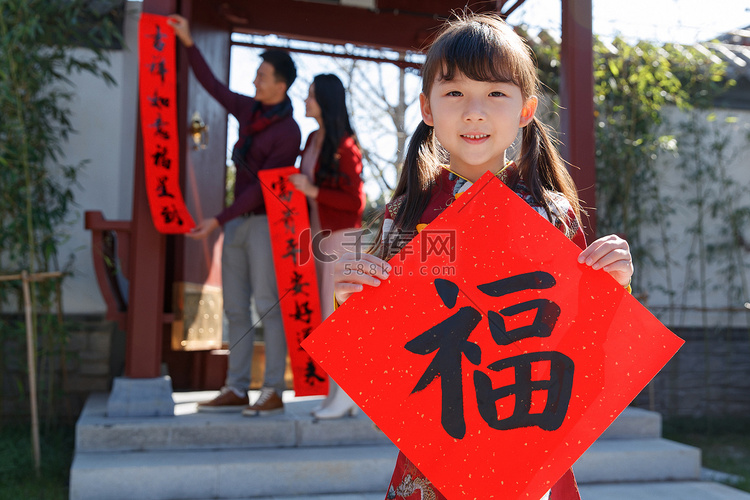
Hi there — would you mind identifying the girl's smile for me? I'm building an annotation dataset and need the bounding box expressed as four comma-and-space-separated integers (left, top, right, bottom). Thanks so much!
461, 133, 490, 143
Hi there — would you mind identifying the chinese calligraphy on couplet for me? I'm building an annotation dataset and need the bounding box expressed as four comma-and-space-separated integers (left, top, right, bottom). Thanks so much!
303, 172, 683, 500
260, 167, 328, 397
138, 14, 194, 233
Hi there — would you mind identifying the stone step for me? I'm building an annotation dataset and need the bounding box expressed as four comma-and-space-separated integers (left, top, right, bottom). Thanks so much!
598, 405, 661, 440
69, 444, 400, 500
75, 391, 660, 453
70, 391, 695, 499
572, 438, 701, 483
76, 392, 391, 452
578, 481, 750, 500
69, 437, 700, 500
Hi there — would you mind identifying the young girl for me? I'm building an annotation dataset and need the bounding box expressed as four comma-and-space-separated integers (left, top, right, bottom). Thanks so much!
289, 74, 366, 419
332, 13, 633, 500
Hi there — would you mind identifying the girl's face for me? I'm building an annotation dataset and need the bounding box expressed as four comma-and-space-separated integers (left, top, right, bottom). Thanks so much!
305, 83, 322, 121
420, 72, 537, 182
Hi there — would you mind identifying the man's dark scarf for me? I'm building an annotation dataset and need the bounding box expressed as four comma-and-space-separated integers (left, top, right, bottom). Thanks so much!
231, 97, 293, 170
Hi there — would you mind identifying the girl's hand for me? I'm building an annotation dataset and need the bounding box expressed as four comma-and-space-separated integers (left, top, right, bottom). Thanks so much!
288, 173, 319, 199
334, 252, 392, 305
577, 234, 633, 288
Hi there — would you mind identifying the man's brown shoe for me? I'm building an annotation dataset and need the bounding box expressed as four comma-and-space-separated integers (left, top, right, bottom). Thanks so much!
197, 388, 249, 413
242, 387, 284, 416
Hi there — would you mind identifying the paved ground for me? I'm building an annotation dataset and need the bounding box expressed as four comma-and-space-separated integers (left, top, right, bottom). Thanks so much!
232, 480, 750, 500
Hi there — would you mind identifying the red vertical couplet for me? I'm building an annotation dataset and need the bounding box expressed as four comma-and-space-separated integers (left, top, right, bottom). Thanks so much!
259, 167, 328, 397
138, 13, 195, 234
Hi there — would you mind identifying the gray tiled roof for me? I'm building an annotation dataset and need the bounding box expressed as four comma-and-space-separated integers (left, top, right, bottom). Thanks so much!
711, 26, 750, 109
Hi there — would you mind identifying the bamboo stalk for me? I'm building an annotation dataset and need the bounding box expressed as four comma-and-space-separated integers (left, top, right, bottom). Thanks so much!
0, 269, 63, 473
21, 271, 41, 476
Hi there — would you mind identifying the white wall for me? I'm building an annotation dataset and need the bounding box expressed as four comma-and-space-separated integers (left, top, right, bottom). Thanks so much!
59, 1, 142, 314
639, 106, 750, 329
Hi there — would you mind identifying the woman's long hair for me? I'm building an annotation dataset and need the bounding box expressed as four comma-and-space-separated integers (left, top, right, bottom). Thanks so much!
380, 12, 581, 257
313, 73, 356, 187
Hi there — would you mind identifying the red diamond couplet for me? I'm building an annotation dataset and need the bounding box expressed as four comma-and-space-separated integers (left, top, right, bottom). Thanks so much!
303, 172, 683, 499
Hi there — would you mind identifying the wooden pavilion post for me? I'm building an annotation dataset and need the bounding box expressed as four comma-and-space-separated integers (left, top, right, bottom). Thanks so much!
105, 0, 178, 417
559, 0, 597, 240
125, 114, 166, 380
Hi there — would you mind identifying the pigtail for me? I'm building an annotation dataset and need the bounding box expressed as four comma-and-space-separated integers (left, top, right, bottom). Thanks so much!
392, 121, 441, 232
519, 116, 582, 225
367, 120, 442, 260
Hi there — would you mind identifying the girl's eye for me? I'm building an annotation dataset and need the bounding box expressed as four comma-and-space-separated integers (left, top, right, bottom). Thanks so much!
446, 90, 463, 97
489, 91, 506, 97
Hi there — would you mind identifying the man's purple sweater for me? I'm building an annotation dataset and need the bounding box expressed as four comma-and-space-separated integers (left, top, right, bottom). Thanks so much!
186, 45, 301, 225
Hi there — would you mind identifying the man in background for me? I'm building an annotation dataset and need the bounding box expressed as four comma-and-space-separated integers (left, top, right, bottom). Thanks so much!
169, 14, 300, 416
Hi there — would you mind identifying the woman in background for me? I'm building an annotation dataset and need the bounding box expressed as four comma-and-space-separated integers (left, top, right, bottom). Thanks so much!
289, 73, 365, 419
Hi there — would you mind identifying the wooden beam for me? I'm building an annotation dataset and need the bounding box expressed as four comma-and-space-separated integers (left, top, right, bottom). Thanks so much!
223, 0, 496, 52
559, 0, 597, 239
231, 39, 423, 69
496, 0, 528, 18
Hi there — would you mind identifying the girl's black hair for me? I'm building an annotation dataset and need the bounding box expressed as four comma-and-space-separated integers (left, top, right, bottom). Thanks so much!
312, 73, 357, 187
381, 12, 581, 257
